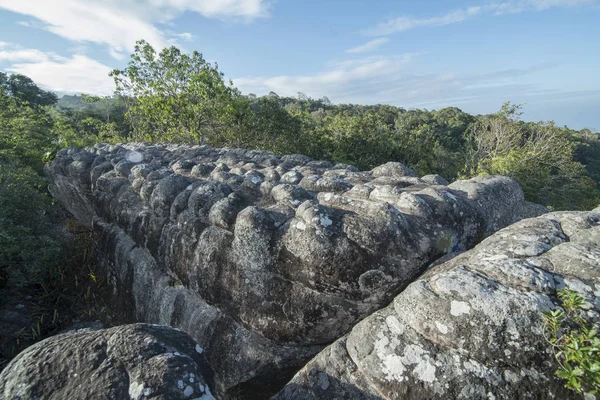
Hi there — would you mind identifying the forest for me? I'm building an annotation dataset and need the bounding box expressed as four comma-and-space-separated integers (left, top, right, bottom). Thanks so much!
1, 39, 600, 303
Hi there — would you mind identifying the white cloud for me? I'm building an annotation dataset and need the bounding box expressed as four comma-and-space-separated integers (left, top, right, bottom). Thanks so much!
529, 0, 596, 10
0, 0, 270, 59
1, 45, 114, 95
233, 54, 562, 110
366, 0, 596, 35
151, 0, 268, 19
234, 54, 416, 101
175, 32, 195, 41
0, 48, 50, 63
367, 7, 482, 36
16, 19, 44, 28
346, 37, 390, 54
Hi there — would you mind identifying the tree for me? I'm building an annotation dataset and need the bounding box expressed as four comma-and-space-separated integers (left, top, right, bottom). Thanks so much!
0, 84, 55, 173
0, 72, 57, 107
465, 103, 600, 210
111, 40, 240, 144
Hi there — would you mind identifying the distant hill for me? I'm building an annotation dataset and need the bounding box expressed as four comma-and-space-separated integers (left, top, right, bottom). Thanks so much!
56, 94, 88, 110
57, 95, 117, 112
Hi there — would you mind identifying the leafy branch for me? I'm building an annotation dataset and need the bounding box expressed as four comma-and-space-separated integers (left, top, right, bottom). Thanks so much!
543, 289, 600, 396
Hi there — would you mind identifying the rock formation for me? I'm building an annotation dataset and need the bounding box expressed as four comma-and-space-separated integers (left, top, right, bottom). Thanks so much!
274, 210, 600, 399
45, 143, 547, 397
0, 323, 216, 399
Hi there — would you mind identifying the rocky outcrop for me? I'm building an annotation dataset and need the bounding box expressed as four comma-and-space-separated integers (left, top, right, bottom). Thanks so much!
0, 323, 216, 399
274, 210, 600, 399
45, 143, 547, 396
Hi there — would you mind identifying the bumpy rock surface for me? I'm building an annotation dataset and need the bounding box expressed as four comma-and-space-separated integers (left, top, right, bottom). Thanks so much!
274, 210, 600, 399
0, 323, 216, 399
45, 143, 546, 396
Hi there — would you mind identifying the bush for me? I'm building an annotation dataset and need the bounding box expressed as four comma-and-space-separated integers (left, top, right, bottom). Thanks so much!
0, 158, 63, 286
544, 289, 600, 396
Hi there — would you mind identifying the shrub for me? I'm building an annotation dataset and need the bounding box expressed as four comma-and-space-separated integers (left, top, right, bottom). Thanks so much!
543, 289, 600, 396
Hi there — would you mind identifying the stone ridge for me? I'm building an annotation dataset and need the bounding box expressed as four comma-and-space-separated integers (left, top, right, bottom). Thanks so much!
45, 143, 547, 396
274, 210, 600, 399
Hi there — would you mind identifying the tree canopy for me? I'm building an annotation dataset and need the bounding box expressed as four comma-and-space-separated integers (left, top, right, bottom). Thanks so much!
0, 72, 57, 107
110, 40, 240, 144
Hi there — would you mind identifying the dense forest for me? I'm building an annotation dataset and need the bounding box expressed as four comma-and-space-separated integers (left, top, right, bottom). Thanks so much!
1, 39, 600, 300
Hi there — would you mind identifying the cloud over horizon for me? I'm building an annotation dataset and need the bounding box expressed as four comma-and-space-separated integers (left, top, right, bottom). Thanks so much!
234, 58, 576, 109
0, 43, 114, 95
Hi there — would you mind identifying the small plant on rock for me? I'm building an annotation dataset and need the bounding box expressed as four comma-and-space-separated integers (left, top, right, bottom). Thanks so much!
543, 288, 600, 397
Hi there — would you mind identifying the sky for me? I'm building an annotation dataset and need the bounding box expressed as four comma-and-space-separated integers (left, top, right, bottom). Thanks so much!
0, 0, 599, 130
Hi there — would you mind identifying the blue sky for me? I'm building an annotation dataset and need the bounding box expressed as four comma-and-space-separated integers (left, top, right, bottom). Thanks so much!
0, 0, 599, 130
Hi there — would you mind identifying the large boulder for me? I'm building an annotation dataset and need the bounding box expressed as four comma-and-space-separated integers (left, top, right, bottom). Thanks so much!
0, 323, 217, 399
274, 210, 600, 399
448, 175, 549, 236
45, 144, 547, 396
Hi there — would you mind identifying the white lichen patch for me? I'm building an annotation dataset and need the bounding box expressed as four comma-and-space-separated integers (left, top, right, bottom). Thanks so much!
401, 344, 426, 365
413, 358, 437, 382
296, 221, 306, 231
462, 359, 498, 381
129, 381, 145, 400
435, 321, 449, 334
382, 354, 406, 381
385, 316, 404, 335
184, 385, 194, 397
450, 300, 471, 316
319, 215, 332, 227
503, 370, 521, 383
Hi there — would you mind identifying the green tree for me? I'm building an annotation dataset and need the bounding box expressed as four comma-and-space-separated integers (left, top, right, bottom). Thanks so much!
0, 85, 56, 173
321, 113, 394, 169
0, 72, 57, 107
111, 40, 240, 144
465, 103, 599, 210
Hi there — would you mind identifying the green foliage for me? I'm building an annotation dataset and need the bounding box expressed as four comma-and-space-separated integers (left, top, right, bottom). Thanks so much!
318, 112, 395, 169
0, 73, 103, 286
544, 289, 600, 396
0, 72, 57, 107
0, 77, 113, 367
0, 90, 56, 173
0, 157, 63, 287
465, 103, 600, 210
111, 40, 240, 144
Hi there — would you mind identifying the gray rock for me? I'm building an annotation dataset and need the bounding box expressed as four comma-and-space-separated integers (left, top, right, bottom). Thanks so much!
0, 324, 217, 399
371, 162, 417, 178
45, 143, 547, 397
449, 175, 549, 236
280, 170, 303, 185
275, 210, 600, 399
421, 174, 449, 186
